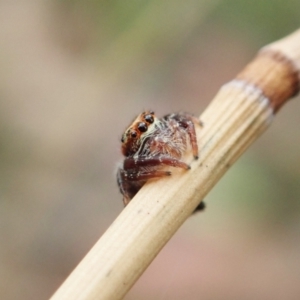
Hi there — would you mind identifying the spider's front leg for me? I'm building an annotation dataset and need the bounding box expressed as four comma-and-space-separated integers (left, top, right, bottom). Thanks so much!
123, 155, 190, 170
117, 167, 133, 205
117, 166, 171, 206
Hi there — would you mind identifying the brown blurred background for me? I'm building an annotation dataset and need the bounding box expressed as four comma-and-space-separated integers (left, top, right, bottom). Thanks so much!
1, 1, 300, 299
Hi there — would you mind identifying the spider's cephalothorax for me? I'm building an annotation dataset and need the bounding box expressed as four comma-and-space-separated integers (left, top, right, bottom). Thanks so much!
117, 111, 204, 211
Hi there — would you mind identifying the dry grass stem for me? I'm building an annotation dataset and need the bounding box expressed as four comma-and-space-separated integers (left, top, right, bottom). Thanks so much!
50, 29, 300, 300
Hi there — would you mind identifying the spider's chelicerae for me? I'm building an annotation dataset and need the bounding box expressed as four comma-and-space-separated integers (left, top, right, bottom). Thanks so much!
117, 111, 205, 212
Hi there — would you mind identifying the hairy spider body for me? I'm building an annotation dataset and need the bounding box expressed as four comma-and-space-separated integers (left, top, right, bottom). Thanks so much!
117, 111, 204, 211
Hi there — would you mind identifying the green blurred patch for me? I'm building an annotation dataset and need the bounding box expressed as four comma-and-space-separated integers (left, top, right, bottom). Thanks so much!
210, 153, 300, 229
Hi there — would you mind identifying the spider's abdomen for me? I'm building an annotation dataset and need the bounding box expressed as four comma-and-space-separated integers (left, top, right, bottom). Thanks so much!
148, 123, 189, 159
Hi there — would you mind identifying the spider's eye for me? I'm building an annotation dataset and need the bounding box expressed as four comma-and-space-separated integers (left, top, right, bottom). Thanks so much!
137, 122, 147, 132
145, 114, 154, 124
131, 130, 137, 138
121, 136, 125, 143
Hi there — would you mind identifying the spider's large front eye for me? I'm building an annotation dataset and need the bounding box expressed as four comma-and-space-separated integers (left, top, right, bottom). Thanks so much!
145, 114, 154, 124
137, 122, 147, 132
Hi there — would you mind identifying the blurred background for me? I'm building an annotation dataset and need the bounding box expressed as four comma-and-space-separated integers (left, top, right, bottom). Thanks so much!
1, 1, 300, 299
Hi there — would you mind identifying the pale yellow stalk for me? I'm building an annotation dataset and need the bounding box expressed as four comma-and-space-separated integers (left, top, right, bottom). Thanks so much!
50, 29, 300, 300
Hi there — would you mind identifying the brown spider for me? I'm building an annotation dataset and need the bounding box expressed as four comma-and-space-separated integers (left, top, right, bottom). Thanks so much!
117, 111, 205, 212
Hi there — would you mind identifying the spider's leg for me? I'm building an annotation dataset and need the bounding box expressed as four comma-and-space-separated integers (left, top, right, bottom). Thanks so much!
125, 169, 171, 181
124, 156, 190, 170
117, 168, 132, 205
177, 117, 199, 159
117, 167, 171, 206
193, 201, 206, 213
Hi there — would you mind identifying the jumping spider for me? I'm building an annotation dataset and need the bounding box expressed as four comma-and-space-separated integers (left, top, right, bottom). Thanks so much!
117, 111, 205, 212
